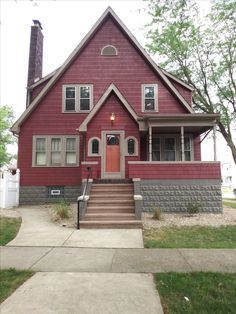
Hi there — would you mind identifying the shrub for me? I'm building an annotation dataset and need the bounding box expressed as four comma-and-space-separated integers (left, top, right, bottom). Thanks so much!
52, 200, 71, 220
152, 207, 162, 220
186, 202, 200, 215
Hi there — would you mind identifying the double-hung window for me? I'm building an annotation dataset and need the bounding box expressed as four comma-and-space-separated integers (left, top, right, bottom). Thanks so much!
152, 138, 161, 161
142, 84, 158, 112
35, 138, 46, 165
184, 137, 191, 161
33, 136, 79, 166
63, 85, 93, 112
164, 138, 176, 161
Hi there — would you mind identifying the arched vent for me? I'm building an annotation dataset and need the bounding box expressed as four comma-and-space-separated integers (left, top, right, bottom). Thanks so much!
101, 45, 118, 56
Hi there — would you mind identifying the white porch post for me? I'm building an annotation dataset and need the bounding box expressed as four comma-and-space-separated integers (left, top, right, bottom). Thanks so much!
181, 126, 185, 161
149, 126, 152, 161
213, 124, 217, 161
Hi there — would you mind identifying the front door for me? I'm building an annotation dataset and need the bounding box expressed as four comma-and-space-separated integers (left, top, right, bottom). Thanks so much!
102, 131, 124, 178
106, 134, 120, 173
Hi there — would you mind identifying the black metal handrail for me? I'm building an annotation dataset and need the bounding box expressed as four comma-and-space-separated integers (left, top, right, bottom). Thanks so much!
77, 167, 92, 229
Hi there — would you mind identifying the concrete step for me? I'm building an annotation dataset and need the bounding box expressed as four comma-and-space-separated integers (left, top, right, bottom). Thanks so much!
88, 199, 134, 205
84, 213, 136, 221
86, 207, 134, 213
90, 191, 134, 199
80, 220, 143, 229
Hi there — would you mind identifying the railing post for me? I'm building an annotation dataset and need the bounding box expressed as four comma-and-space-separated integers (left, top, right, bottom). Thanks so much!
77, 166, 92, 229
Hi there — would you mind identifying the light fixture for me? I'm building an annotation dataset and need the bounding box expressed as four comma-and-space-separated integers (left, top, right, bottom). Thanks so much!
110, 112, 115, 122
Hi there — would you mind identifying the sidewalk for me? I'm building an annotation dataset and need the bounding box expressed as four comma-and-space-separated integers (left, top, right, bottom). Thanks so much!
1, 246, 236, 273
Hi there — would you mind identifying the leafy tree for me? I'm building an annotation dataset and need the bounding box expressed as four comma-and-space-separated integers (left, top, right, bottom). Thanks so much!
0, 106, 15, 166
145, 0, 236, 164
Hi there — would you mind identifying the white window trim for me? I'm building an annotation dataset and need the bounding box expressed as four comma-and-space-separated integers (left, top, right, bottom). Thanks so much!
32, 135, 79, 167
150, 134, 193, 161
101, 45, 118, 56
141, 84, 158, 112
88, 137, 101, 156
125, 136, 138, 156
62, 84, 93, 113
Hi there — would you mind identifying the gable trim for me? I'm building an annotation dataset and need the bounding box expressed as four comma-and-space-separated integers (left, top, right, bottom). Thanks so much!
78, 83, 139, 132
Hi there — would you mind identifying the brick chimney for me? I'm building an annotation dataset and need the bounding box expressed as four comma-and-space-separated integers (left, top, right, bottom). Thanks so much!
27, 20, 43, 87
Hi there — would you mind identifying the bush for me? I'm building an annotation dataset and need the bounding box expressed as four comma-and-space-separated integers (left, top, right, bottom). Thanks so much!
52, 200, 71, 220
152, 207, 162, 220
186, 202, 200, 215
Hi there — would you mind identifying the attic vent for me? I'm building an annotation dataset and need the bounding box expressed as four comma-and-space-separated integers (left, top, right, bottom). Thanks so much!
101, 45, 118, 56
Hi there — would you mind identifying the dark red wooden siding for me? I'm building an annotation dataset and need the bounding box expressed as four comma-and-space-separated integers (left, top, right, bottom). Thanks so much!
18, 16, 198, 186
128, 162, 221, 179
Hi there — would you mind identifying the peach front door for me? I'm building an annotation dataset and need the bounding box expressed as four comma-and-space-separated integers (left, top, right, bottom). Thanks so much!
106, 134, 120, 172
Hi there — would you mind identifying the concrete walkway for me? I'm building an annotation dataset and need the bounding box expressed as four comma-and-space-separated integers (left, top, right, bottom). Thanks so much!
1, 206, 236, 314
8, 207, 143, 248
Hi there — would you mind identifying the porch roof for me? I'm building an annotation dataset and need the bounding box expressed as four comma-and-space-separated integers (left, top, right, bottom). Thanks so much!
138, 113, 220, 135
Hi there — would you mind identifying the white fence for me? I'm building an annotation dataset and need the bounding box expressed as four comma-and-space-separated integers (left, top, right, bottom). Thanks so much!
0, 169, 20, 209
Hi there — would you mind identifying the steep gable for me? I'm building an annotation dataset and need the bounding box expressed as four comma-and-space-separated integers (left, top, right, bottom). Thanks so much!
11, 7, 194, 134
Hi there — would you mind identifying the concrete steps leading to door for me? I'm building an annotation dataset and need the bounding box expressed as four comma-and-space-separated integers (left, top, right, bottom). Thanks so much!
80, 182, 142, 229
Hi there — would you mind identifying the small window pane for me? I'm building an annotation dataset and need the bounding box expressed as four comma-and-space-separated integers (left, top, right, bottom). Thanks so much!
145, 99, 155, 111
80, 86, 90, 98
145, 86, 154, 98
107, 135, 119, 146
127, 139, 135, 155
36, 152, 46, 165
152, 151, 160, 161
65, 99, 75, 111
92, 139, 99, 154
36, 138, 45, 152
66, 87, 75, 98
80, 99, 90, 111
66, 152, 76, 164
185, 151, 191, 161
66, 138, 75, 151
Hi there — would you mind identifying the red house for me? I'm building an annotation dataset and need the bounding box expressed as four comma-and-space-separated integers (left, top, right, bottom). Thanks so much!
11, 8, 222, 227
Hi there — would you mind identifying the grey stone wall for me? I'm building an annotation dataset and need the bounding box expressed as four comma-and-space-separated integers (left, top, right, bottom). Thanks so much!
140, 179, 222, 213
19, 185, 81, 205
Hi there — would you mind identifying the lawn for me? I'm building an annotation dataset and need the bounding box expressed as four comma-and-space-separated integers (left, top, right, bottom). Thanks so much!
223, 200, 236, 209
0, 269, 35, 303
0, 216, 21, 246
155, 272, 236, 314
144, 225, 236, 248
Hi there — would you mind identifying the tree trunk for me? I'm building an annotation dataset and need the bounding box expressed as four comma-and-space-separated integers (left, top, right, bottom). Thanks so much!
218, 121, 236, 165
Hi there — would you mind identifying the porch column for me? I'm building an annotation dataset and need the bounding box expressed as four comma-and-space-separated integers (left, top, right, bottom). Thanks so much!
213, 124, 217, 161
149, 126, 152, 161
181, 126, 185, 161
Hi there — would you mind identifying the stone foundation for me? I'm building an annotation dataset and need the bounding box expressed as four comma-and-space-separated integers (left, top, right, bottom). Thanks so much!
136, 179, 222, 213
19, 185, 81, 205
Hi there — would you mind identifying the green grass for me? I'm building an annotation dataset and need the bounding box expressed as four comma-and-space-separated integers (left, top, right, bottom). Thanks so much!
0, 268, 35, 303
0, 217, 21, 246
154, 272, 236, 314
223, 200, 236, 209
144, 225, 236, 248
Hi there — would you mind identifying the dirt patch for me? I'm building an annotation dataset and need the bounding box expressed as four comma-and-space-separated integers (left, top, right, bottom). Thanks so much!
0, 208, 21, 218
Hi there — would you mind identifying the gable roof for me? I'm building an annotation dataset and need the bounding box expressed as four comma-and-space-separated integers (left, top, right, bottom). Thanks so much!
78, 84, 139, 132
11, 7, 194, 134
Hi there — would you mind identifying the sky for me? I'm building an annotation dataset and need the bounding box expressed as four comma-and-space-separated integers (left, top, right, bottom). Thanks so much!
0, 0, 235, 166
